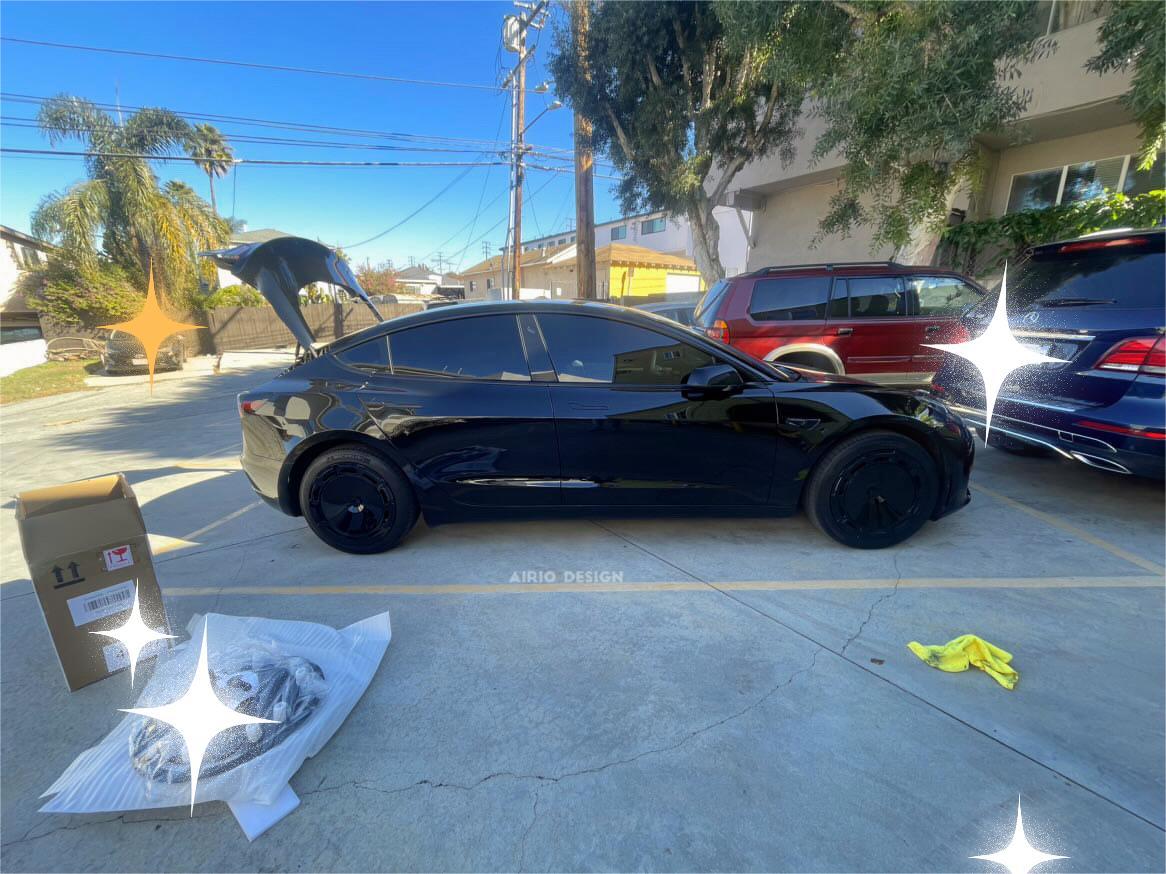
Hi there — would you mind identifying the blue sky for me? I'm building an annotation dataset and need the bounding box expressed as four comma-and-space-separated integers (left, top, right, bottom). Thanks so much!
0, 1, 621, 272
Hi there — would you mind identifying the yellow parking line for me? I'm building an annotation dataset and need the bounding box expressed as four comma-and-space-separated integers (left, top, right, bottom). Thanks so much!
162, 575, 1164, 598
971, 483, 1166, 576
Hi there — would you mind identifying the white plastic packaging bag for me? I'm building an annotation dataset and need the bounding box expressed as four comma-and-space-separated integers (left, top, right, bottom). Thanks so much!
41, 610, 391, 814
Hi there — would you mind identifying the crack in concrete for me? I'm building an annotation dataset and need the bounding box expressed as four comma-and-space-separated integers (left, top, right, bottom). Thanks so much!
840, 553, 903, 656
4, 807, 218, 851
515, 785, 541, 873
299, 645, 822, 805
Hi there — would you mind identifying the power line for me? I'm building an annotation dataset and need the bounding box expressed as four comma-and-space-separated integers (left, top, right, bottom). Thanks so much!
0, 36, 544, 94
0, 146, 507, 168
341, 164, 479, 249
0, 117, 502, 155
1, 92, 602, 165
0, 92, 520, 150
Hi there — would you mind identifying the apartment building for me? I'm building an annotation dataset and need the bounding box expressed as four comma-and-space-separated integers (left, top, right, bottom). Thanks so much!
713, 2, 1162, 274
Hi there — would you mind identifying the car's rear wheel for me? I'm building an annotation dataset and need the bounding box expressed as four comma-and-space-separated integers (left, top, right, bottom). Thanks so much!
805, 430, 939, 549
299, 446, 417, 554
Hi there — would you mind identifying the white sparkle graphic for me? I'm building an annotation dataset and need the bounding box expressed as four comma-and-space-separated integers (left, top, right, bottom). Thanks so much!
972, 797, 1068, 874
925, 265, 1064, 440
88, 586, 175, 685
121, 618, 277, 813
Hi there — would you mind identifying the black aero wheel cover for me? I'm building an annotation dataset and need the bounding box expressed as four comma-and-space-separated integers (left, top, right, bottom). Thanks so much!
827, 447, 929, 541
306, 461, 397, 546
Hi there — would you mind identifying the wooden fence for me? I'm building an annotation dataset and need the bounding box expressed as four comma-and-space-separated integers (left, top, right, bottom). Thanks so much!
204, 301, 423, 353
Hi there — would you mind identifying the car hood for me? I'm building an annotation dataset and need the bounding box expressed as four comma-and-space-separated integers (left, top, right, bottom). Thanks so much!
202, 236, 382, 351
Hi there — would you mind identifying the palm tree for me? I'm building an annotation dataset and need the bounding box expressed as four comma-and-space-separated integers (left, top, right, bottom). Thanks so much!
187, 123, 234, 215
30, 95, 228, 302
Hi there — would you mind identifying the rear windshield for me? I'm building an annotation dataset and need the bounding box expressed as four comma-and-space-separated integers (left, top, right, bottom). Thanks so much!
693, 279, 730, 328
1006, 243, 1165, 310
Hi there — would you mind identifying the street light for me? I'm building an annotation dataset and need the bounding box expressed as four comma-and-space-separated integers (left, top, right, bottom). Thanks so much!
534, 81, 551, 93
523, 99, 563, 135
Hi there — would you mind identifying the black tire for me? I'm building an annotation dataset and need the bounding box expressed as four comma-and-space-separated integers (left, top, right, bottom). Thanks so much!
804, 430, 940, 549
975, 427, 1052, 457
298, 446, 418, 554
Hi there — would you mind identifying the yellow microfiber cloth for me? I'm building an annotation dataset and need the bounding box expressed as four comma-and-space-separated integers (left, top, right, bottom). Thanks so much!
907, 634, 1018, 690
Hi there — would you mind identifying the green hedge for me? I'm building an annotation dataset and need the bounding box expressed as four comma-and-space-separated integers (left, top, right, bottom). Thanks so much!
939, 190, 1165, 276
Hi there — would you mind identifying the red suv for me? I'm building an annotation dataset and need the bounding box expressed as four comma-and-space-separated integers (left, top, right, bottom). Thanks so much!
692, 261, 984, 384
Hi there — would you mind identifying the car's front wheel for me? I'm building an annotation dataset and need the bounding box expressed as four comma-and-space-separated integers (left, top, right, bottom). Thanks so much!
299, 446, 418, 554
805, 430, 939, 549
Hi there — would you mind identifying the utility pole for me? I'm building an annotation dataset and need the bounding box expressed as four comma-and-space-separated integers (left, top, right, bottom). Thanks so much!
572, 0, 596, 299
502, 1, 548, 301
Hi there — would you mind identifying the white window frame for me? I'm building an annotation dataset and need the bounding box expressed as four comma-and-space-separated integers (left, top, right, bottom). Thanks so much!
1006, 153, 1138, 213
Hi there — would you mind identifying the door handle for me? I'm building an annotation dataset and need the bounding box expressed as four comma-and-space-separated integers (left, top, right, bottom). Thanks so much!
924, 325, 942, 334
836, 327, 853, 336
569, 402, 608, 411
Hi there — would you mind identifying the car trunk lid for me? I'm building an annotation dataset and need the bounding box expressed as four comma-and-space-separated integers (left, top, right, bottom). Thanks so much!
203, 236, 383, 353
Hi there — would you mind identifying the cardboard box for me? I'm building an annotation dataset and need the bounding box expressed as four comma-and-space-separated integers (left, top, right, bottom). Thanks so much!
16, 474, 171, 691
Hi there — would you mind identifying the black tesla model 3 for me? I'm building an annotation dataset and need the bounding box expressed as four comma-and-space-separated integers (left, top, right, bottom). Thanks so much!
205, 237, 974, 553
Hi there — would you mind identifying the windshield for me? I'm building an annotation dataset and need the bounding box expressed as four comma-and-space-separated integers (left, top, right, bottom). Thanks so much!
693, 279, 730, 328
1003, 244, 1165, 311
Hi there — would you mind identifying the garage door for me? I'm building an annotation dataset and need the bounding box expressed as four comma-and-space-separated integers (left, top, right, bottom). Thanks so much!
665, 273, 701, 294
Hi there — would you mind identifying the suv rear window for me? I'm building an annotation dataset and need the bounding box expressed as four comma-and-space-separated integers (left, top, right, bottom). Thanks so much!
693, 279, 730, 328
749, 276, 832, 321
1009, 242, 1166, 310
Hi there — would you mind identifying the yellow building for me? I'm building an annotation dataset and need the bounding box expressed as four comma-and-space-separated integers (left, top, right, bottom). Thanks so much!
458, 242, 703, 303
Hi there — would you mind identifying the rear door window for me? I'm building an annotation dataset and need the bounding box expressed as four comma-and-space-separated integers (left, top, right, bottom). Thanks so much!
845, 277, 907, 318
748, 276, 832, 321
389, 314, 530, 380
907, 276, 983, 317
537, 313, 715, 385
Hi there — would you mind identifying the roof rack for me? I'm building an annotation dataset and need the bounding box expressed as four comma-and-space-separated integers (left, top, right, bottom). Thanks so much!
748, 261, 904, 276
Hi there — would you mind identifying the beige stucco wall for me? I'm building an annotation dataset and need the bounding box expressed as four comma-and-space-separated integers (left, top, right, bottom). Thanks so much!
744, 179, 896, 272
983, 123, 1143, 217
722, 19, 1128, 201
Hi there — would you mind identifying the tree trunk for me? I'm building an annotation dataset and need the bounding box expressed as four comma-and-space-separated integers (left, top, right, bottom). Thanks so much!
208, 174, 218, 216
688, 199, 725, 287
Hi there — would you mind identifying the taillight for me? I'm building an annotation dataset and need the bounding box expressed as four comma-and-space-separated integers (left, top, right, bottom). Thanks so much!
1096, 336, 1166, 375
1074, 420, 1166, 440
1058, 236, 1150, 254
705, 320, 730, 344
240, 399, 264, 414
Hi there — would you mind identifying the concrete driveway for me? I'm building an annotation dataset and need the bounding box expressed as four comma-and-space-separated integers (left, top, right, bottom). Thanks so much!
1, 365, 1163, 872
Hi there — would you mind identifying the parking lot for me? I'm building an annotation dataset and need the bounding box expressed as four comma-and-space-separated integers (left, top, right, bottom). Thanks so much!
1, 363, 1163, 872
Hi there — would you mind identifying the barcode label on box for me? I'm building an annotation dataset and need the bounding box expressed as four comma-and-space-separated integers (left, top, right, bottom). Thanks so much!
67, 580, 135, 627
102, 642, 129, 673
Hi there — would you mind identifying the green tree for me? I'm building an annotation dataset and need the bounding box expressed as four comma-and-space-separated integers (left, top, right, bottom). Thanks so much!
30, 95, 228, 308
1087, 0, 1165, 171
550, 1, 1043, 281
187, 123, 234, 215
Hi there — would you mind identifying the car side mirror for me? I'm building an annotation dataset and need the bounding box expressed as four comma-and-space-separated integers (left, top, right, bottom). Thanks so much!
685, 363, 744, 393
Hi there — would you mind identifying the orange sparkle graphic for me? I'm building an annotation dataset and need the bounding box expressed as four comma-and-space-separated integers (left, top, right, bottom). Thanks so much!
99, 269, 202, 392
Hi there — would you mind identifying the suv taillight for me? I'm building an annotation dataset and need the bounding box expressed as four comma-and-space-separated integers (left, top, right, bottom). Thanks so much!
705, 320, 730, 344
1096, 336, 1166, 375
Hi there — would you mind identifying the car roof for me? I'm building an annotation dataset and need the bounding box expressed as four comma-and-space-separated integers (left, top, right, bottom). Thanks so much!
739, 261, 972, 279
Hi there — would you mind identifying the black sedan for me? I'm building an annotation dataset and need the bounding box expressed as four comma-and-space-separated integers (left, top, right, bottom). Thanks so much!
206, 237, 974, 553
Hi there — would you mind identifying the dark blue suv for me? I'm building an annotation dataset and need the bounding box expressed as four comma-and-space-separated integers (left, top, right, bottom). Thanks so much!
931, 228, 1164, 479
